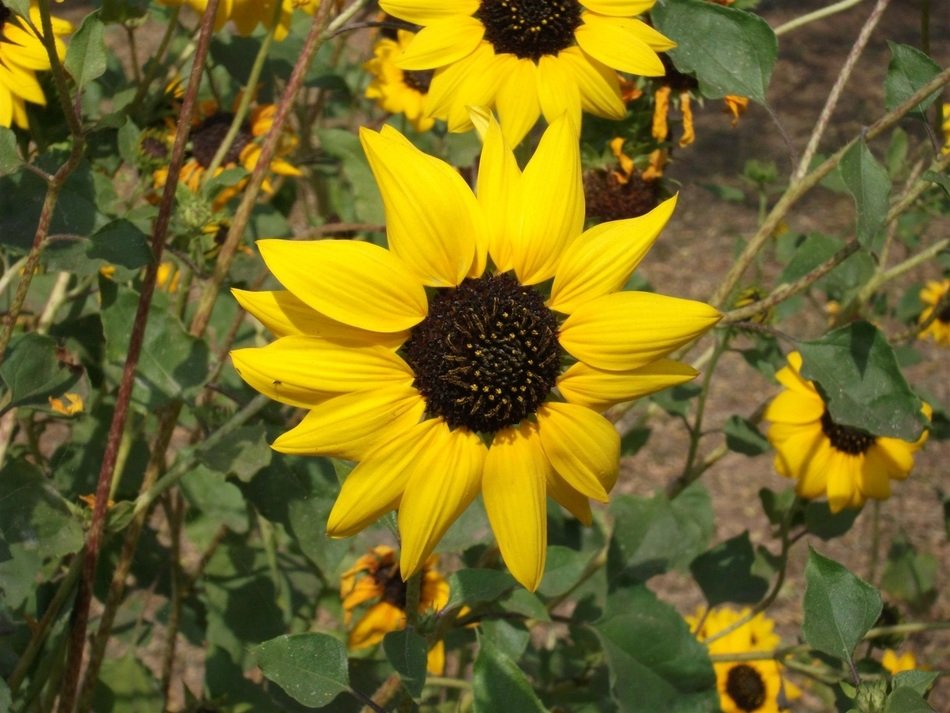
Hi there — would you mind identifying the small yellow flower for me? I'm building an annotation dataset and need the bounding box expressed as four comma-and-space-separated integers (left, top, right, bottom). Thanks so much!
49, 392, 84, 416
341, 545, 449, 674
765, 352, 931, 513
364, 30, 436, 133
918, 278, 950, 346
881, 649, 917, 675
688, 607, 799, 713
724, 95, 749, 126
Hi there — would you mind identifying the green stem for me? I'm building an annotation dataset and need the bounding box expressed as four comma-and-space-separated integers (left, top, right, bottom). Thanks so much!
128, 5, 182, 115
404, 570, 422, 628
773, 0, 867, 36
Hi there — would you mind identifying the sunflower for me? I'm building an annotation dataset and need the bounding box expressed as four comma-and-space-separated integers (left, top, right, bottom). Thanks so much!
379, 0, 674, 145
0, 1, 72, 129
584, 137, 664, 222
881, 648, 917, 675
152, 101, 301, 211
341, 545, 449, 674
158, 0, 317, 40
230, 113, 720, 590
918, 278, 950, 346
765, 352, 931, 513
364, 29, 436, 133
688, 607, 799, 713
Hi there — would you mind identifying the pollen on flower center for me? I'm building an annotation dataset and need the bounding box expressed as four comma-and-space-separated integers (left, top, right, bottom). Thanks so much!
820, 409, 875, 455
191, 112, 253, 169
402, 272, 561, 434
725, 664, 767, 712
402, 69, 434, 94
475, 0, 583, 62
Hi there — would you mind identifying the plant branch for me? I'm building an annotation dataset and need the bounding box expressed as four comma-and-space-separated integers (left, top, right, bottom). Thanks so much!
773, 0, 867, 36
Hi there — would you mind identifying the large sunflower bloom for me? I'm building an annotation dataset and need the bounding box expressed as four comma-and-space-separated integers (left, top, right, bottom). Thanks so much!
364, 29, 436, 133
158, 0, 317, 40
0, 1, 71, 129
688, 607, 799, 713
765, 352, 930, 513
231, 113, 720, 590
380, 0, 674, 145
341, 545, 449, 674
918, 278, 950, 346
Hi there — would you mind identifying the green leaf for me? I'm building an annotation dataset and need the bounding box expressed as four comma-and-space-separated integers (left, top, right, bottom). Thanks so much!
839, 141, 890, 251
4, 1, 29, 20
652, 0, 776, 103
892, 670, 939, 697
537, 545, 593, 598
65, 11, 107, 92
723, 416, 770, 456
44, 219, 151, 278
180, 465, 249, 549
0, 680, 9, 712
778, 233, 844, 284
472, 635, 548, 713
199, 423, 272, 482
316, 128, 385, 225
881, 538, 937, 612
923, 169, 950, 198
593, 585, 718, 713
798, 321, 927, 440
91, 654, 162, 712
0, 127, 20, 176
445, 569, 516, 610
690, 532, 769, 605
884, 686, 934, 713
0, 333, 81, 413
256, 633, 350, 708
803, 548, 882, 663
383, 629, 428, 699
803, 500, 860, 540
608, 483, 713, 584
884, 43, 941, 113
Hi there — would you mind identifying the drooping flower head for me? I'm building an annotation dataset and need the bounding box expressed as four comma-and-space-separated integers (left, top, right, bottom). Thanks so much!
688, 607, 799, 713
918, 278, 950, 346
765, 352, 930, 513
231, 113, 720, 590
379, 0, 674, 145
0, 1, 72, 129
364, 29, 436, 133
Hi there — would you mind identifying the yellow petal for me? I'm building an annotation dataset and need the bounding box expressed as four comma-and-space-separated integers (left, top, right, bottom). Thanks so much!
557, 358, 697, 411
426, 641, 446, 675
397, 423, 486, 578
546, 468, 593, 525
549, 195, 677, 313
327, 420, 440, 537
537, 402, 618, 500
230, 335, 413, 408
348, 602, 404, 649
511, 115, 584, 285
426, 45, 504, 131
764, 389, 824, 426
581, 0, 657, 16
232, 288, 406, 347
858, 449, 892, 500
574, 15, 667, 76
272, 385, 426, 460
495, 59, 541, 149
360, 127, 481, 286
396, 16, 484, 71
825, 451, 861, 513
257, 239, 427, 333
475, 111, 524, 277
536, 54, 582, 136
558, 47, 625, 119
559, 292, 721, 371
380, 0, 479, 25
483, 423, 550, 591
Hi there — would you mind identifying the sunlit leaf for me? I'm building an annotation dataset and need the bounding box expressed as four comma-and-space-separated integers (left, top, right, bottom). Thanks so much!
65, 11, 107, 93
256, 633, 350, 708
472, 636, 548, 713
839, 141, 890, 251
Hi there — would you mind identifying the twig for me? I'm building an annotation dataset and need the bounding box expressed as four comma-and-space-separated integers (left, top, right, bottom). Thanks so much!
774, 0, 867, 36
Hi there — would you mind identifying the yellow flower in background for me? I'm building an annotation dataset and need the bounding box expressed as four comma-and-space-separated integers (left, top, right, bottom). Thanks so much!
918, 278, 950, 346
158, 0, 317, 40
881, 649, 917, 675
231, 113, 719, 590
152, 101, 301, 210
380, 0, 674, 145
724, 95, 749, 126
364, 30, 436, 133
688, 607, 799, 713
765, 352, 930, 513
49, 392, 84, 416
941, 103, 949, 154
0, 1, 72, 129
341, 545, 449, 674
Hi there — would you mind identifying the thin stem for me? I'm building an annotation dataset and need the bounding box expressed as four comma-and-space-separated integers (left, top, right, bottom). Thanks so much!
159, 492, 184, 709
36, 271, 71, 334
545, 548, 608, 613
404, 570, 422, 628
793, 0, 891, 182
125, 24, 142, 84
773, 0, 867, 36
865, 621, 950, 638
128, 5, 182, 114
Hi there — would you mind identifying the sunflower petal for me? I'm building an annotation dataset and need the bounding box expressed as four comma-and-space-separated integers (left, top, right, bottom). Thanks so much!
558, 47, 625, 119
537, 403, 618, 499
483, 423, 550, 591
272, 385, 426, 460
380, 0, 480, 25
536, 54, 582, 134
574, 15, 667, 76
427, 46, 507, 132
257, 239, 427, 333
546, 469, 593, 525
549, 195, 677, 313
396, 16, 484, 71
764, 389, 824, 425
557, 358, 697, 411
397, 423, 486, 578
495, 59, 541, 149
348, 602, 404, 649
559, 292, 721, 371
475, 111, 524, 276
360, 127, 481, 286
581, 0, 657, 16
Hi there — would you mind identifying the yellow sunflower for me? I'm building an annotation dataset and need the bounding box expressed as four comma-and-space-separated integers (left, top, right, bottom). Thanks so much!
152, 101, 301, 211
688, 607, 799, 713
380, 0, 674, 145
341, 545, 449, 674
918, 278, 950, 346
230, 113, 720, 590
765, 352, 931, 513
0, 1, 72, 129
364, 29, 436, 133
158, 0, 318, 40
881, 648, 917, 675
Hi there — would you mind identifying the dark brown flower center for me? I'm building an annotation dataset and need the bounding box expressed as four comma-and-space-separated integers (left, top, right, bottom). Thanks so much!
584, 169, 660, 222
938, 302, 950, 324
725, 664, 767, 712
475, 0, 582, 62
373, 560, 408, 609
402, 68, 434, 94
820, 409, 875, 455
0, 4, 10, 29
190, 112, 253, 169
402, 272, 561, 433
